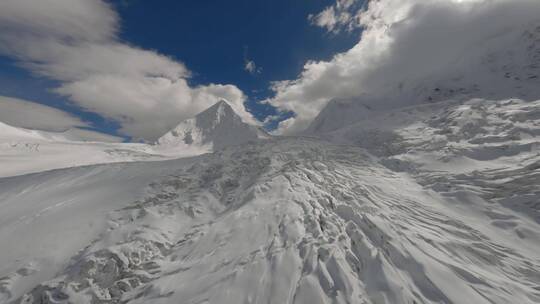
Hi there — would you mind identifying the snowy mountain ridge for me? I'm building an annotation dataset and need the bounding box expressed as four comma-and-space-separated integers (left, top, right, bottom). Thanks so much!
156, 100, 268, 152
306, 22, 540, 136
0, 121, 122, 143
0, 101, 269, 178
0, 97, 539, 303
1, 122, 539, 303
408, 23, 540, 104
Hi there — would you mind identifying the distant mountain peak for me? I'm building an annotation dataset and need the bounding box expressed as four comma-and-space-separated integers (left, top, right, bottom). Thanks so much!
212, 99, 232, 109
194, 99, 238, 128
156, 100, 267, 152
203, 99, 233, 116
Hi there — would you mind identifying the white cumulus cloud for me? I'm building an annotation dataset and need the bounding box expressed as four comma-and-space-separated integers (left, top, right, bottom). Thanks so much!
268, 0, 540, 134
0, 0, 253, 140
309, 0, 364, 33
0, 96, 89, 131
244, 60, 261, 75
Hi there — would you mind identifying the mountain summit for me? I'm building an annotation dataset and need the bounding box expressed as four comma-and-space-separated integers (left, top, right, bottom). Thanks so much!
157, 100, 266, 151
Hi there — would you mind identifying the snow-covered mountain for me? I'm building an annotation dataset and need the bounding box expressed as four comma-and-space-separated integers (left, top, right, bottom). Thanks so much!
305, 22, 540, 137
403, 23, 540, 105
156, 100, 267, 152
0, 101, 269, 178
2, 23, 540, 304
1, 120, 539, 303
306, 98, 380, 134
1, 87, 540, 303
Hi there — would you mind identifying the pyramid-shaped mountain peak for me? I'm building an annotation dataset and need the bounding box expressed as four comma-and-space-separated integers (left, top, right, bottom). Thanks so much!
156, 100, 267, 152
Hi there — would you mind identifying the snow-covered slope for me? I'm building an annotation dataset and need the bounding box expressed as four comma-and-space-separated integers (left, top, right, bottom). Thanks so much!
0, 158, 199, 303
306, 23, 540, 136
401, 23, 540, 105
0, 122, 121, 143
156, 100, 267, 153
310, 97, 540, 221
0, 121, 167, 178
306, 98, 381, 134
0, 136, 538, 304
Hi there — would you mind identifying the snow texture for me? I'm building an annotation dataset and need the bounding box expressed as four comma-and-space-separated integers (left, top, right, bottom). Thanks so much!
0, 100, 539, 303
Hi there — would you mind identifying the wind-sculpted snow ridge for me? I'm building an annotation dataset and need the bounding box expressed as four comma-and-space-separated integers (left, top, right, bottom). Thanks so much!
2, 137, 539, 303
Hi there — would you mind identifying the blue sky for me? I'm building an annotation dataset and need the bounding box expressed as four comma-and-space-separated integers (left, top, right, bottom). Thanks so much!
0, 0, 360, 139
112, 0, 359, 124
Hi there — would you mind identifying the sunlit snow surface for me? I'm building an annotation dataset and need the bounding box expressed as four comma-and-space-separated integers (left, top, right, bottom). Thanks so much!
0, 99, 539, 303
0, 99, 266, 178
